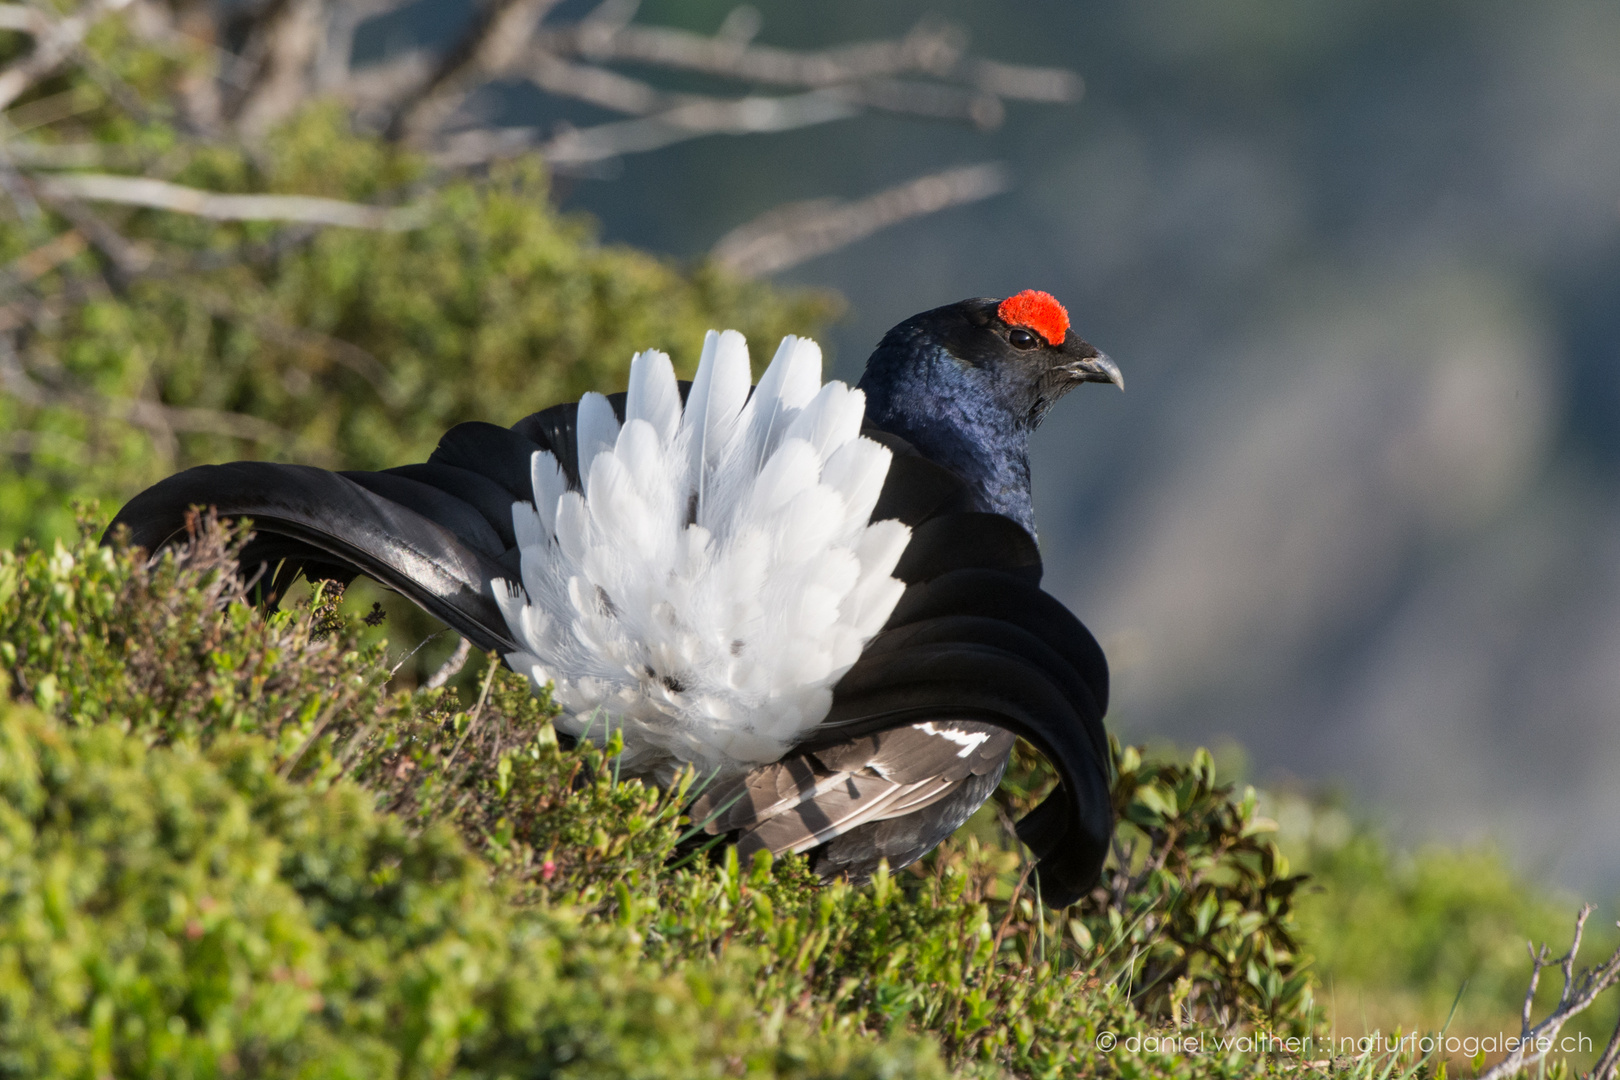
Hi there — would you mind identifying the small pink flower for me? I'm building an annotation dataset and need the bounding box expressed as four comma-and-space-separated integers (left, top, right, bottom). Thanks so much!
541, 859, 556, 882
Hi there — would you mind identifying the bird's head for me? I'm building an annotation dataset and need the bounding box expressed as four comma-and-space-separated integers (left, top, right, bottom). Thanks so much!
860, 289, 1120, 434
856, 290, 1120, 529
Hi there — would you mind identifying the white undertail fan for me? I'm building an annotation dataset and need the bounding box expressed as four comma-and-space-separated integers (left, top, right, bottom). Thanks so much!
495, 331, 911, 782
110, 326, 1115, 907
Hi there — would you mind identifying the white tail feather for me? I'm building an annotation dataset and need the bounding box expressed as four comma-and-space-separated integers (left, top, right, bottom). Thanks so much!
576, 392, 620, 483
496, 330, 909, 782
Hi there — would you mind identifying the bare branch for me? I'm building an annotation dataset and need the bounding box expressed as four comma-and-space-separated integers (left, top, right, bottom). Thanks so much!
232, 0, 324, 138
5, 84, 101, 134
0, 0, 136, 113
393, 9, 1072, 156
711, 161, 1009, 278
1477, 907, 1620, 1080
389, 0, 564, 143
34, 173, 425, 229
431, 67, 1006, 167
1594, 1013, 1620, 1080
0, 5, 50, 36
830, 77, 1003, 128
313, 0, 408, 91
425, 635, 473, 689
537, 15, 1079, 103
524, 50, 670, 115
540, 17, 964, 90
538, 89, 857, 164
433, 85, 861, 168
431, 125, 546, 169
968, 57, 1082, 103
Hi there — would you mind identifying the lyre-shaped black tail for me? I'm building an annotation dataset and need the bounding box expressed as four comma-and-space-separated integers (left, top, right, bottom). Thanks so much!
105, 397, 618, 653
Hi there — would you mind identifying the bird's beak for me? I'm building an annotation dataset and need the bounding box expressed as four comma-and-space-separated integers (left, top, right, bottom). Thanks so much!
1063, 351, 1124, 391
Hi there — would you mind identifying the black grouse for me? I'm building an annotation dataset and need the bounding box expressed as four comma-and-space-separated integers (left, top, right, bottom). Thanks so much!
108, 290, 1122, 905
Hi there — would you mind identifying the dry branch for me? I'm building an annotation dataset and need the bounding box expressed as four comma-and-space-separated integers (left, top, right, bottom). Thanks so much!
711, 162, 1009, 278
539, 18, 961, 90
523, 50, 669, 115
539, 89, 857, 163
536, 16, 1079, 103
349, 5, 1078, 159
389, 0, 564, 143
1477, 906, 1620, 1080
426, 635, 473, 689
34, 173, 424, 229
232, 0, 324, 138
0, 4, 49, 35
0, 0, 135, 112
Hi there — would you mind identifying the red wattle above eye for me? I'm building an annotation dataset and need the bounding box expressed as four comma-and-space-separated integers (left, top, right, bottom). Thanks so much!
997, 290, 1069, 347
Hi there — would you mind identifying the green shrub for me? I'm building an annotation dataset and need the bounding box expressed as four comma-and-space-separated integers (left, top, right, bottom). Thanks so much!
0, 521, 1334, 1078
0, 681, 951, 1079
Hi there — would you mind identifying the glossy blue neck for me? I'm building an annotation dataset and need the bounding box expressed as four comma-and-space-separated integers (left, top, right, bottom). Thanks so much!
858, 338, 1037, 535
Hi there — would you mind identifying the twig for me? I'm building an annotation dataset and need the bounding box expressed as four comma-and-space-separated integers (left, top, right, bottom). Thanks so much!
0, 0, 136, 113
540, 17, 958, 90
1594, 1010, 1620, 1080
34, 173, 425, 229
711, 161, 1009, 277
538, 15, 1079, 103
313, 0, 406, 92
538, 89, 858, 165
522, 50, 670, 115
0, 5, 50, 35
988, 857, 1036, 965
390, 0, 564, 143
441, 654, 499, 771
425, 635, 473, 689
1477, 906, 1620, 1080
232, 0, 323, 139
828, 77, 1004, 128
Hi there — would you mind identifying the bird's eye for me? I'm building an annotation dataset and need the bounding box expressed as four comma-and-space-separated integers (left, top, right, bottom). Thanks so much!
1008, 327, 1040, 350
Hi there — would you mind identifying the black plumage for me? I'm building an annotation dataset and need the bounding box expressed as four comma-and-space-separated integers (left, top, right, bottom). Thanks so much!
107, 292, 1121, 906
